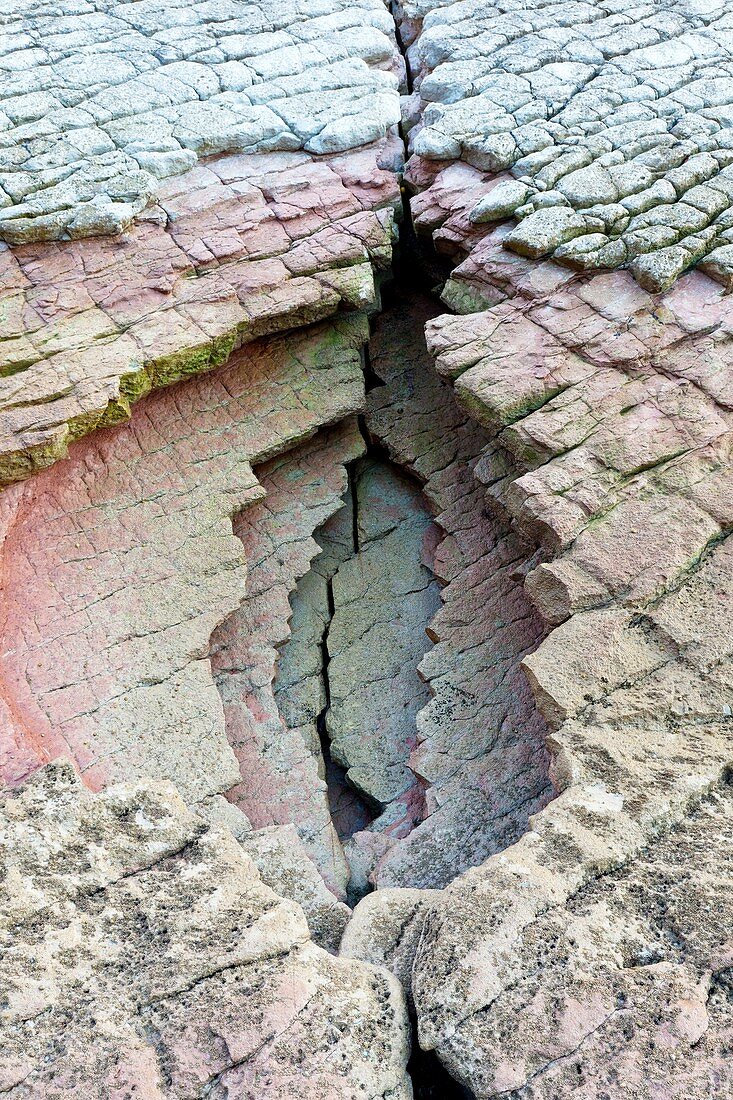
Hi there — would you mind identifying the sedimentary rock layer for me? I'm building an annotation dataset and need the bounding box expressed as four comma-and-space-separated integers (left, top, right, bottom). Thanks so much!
0, 761, 412, 1099
5, 0, 733, 1094
326, 457, 441, 845
402, 276, 733, 1091
0, 141, 399, 483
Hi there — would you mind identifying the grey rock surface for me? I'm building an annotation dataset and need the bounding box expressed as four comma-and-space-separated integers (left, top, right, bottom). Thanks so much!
401, 0, 733, 288
0, 761, 413, 1099
0, 0, 402, 241
326, 458, 441, 819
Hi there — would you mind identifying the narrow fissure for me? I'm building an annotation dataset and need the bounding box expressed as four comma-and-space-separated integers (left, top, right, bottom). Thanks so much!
208, 10, 552, 1089
315, 466, 377, 845
407, 1043, 475, 1100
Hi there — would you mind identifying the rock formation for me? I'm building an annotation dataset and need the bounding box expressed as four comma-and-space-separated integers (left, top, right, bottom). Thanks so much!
0, 761, 411, 1097
3, 0, 733, 1096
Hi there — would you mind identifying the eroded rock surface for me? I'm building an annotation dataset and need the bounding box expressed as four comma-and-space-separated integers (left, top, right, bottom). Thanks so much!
0, 142, 399, 483
390, 207, 733, 1100
430, 782, 733, 1099
4, 0, 733, 1095
0, 761, 412, 1098
326, 458, 441, 843
400, 0, 733, 289
0, 0, 402, 242
0, 314, 366, 809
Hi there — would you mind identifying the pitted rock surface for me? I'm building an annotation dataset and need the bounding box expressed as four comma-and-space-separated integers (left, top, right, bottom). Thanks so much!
399, 0, 733, 289
0, 761, 412, 1099
0, 0, 402, 243
431, 783, 733, 1098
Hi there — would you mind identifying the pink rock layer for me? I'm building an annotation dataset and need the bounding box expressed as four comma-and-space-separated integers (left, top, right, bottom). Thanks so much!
0, 314, 367, 813
0, 140, 400, 483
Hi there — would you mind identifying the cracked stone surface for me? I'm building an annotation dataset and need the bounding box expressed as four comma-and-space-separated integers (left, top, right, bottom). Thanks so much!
430, 782, 733, 1099
211, 419, 365, 901
5, 0, 733, 1094
0, 760, 412, 1098
361, 260, 733, 1095
326, 457, 441, 846
399, 0, 733, 290
273, 493, 383, 850
358, 292, 552, 891
0, 0, 402, 243
0, 140, 399, 484
0, 313, 366, 810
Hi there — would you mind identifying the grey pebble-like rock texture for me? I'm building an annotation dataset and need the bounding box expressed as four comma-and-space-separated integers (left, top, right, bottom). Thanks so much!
0, 0, 402, 241
401, 0, 733, 288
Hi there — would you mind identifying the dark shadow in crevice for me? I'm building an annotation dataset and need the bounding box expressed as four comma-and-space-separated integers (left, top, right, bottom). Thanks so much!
317, 709, 375, 841
408, 1043, 475, 1100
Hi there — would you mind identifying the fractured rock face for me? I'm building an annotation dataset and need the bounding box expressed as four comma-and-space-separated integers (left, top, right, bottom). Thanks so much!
361, 291, 551, 891
425, 782, 733, 1099
399, 0, 733, 289
211, 419, 365, 898
274, 494, 381, 849
0, 314, 367, 812
0, 0, 402, 243
7, 0, 733, 1093
395, 206, 733, 1099
0, 761, 412, 1098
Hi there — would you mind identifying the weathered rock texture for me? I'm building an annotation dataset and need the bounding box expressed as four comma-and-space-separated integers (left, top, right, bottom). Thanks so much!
0, 314, 366, 808
0, 761, 412, 1098
0, 0, 402, 242
0, 141, 399, 484
273, 493, 377, 844
400, 277, 733, 1091
326, 7, 733, 1093
429, 780, 733, 1099
211, 419, 365, 899
360, 293, 551, 891
5, 0, 733, 1095
399, 0, 733, 290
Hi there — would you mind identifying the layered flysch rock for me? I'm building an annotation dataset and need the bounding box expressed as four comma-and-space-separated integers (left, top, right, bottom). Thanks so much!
0, 761, 412, 1098
5, 0, 733, 1095
0, 142, 399, 483
397, 269, 733, 1095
